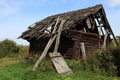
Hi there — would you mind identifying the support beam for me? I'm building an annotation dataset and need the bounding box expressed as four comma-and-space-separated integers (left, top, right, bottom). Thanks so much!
80, 42, 86, 59
101, 9, 119, 46
102, 29, 109, 50
32, 17, 60, 70
54, 20, 66, 52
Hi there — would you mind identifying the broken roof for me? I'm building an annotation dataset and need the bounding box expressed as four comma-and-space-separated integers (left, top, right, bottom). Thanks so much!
19, 4, 104, 40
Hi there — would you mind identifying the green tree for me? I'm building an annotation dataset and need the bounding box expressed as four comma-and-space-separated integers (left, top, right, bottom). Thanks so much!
0, 39, 19, 57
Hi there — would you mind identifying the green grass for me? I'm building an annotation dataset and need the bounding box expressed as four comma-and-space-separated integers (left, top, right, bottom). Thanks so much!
0, 57, 20, 66
0, 63, 26, 80
0, 58, 120, 80
0, 57, 17, 62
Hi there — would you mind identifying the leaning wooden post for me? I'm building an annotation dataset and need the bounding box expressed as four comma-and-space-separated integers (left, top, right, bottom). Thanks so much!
32, 17, 60, 70
54, 20, 66, 53
102, 29, 109, 50
49, 19, 72, 74
80, 42, 86, 59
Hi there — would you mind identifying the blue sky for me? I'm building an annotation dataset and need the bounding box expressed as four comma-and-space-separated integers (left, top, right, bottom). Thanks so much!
0, 0, 120, 45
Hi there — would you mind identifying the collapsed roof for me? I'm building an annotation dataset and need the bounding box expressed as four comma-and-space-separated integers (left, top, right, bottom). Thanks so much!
19, 4, 105, 40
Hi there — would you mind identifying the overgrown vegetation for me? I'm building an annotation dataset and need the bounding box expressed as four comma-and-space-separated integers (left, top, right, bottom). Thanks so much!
0, 38, 120, 80
110, 44, 120, 76
0, 59, 120, 80
84, 50, 117, 76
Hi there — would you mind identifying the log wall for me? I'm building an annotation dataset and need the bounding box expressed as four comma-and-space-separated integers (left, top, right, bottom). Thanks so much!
64, 31, 110, 59
29, 31, 109, 59
29, 37, 74, 57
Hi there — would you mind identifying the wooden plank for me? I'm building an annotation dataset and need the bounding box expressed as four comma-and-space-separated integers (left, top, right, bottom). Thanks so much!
52, 16, 60, 34
90, 16, 96, 30
49, 19, 72, 74
86, 17, 92, 29
102, 29, 108, 50
49, 52, 62, 57
101, 9, 119, 46
80, 42, 86, 59
49, 52, 72, 74
54, 20, 66, 52
98, 27, 101, 50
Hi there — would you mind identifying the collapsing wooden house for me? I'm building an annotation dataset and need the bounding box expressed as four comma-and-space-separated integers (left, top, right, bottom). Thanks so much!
19, 4, 118, 59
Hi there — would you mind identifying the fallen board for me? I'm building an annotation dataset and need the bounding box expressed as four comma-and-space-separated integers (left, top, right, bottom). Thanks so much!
49, 52, 72, 74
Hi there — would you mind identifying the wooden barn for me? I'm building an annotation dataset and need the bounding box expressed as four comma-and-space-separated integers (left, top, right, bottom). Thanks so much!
19, 4, 118, 59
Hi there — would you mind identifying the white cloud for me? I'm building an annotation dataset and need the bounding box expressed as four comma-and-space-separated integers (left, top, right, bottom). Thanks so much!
109, 0, 120, 7
0, 0, 23, 15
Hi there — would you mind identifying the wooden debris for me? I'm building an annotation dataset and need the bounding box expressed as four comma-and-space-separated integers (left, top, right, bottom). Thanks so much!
49, 52, 72, 74
32, 17, 72, 75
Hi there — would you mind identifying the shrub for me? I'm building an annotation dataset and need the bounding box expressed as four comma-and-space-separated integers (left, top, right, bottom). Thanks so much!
18, 45, 29, 58
0, 39, 19, 57
97, 50, 116, 76
111, 45, 120, 76
79, 50, 117, 76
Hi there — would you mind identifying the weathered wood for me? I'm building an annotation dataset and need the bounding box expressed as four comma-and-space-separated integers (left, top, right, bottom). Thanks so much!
49, 52, 72, 74
32, 17, 60, 70
52, 17, 60, 34
101, 9, 119, 46
48, 19, 72, 74
86, 17, 92, 29
19, 5, 103, 40
80, 43, 86, 59
98, 27, 102, 50
73, 41, 81, 59
54, 20, 66, 52
69, 36, 99, 42
69, 30, 98, 37
19, 5, 116, 61
102, 29, 109, 50
90, 16, 96, 30
32, 35, 57, 70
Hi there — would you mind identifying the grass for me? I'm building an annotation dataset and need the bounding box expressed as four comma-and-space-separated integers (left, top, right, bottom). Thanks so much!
0, 58, 120, 80
0, 57, 20, 66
